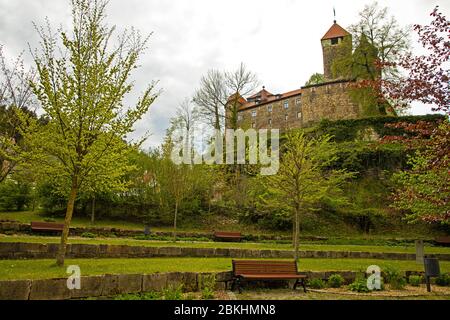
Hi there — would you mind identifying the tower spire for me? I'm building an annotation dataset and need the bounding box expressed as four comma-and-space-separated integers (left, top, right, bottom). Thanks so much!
333, 7, 336, 23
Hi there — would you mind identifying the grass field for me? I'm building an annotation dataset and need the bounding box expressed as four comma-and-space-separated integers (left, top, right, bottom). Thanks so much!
1, 234, 450, 254
0, 211, 443, 240
1, 257, 449, 280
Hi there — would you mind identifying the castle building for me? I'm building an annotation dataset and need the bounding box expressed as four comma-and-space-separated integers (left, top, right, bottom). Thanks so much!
230, 21, 363, 131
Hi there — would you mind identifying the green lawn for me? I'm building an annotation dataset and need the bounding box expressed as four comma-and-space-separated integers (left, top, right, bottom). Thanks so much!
0, 211, 145, 231
1, 234, 450, 254
1, 257, 449, 281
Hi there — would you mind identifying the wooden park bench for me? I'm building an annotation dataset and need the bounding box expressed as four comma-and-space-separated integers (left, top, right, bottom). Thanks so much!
213, 231, 242, 242
31, 221, 64, 233
230, 260, 307, 293
435, 236, 450, 247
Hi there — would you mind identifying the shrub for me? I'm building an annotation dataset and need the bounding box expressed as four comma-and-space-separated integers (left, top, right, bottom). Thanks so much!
114, 292, 161, 300
348, 278, 370, 293
199, 274, 216, 300
308, 278, 326, 289
43, 217, 56, 222
328, 274, 345, 288
384, 266, 406, 290
80, 232, 96, 238
163, 285, 183, 300
435, 273, 450, 286
409, 275, 422, 287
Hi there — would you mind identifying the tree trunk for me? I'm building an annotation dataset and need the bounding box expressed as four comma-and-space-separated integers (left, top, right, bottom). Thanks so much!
294, 205, 300, 261
91, 196, 96, 224
56, 175, 78, 266
173, 200, 178, 242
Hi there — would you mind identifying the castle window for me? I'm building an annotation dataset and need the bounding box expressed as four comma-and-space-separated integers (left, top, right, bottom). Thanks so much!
237, 114, 242, 121
251, 110, 257, 117
285, 114, 288, 121
331, 37, 339, 45
297, 112, 302, 119
267, 105, 272, 112
252, 122, 256, 128
295, 98, 301, 106
284, 100, 289, 109
268, 119, 272, 126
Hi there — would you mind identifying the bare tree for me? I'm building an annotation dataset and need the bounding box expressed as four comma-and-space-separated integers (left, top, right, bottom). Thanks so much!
170, 98, 199, 160
193, 63, 259, 131
349, 2, 410, 79
224, 63, 259, 130
0, 45, 36, 183
192, 70, 225, 131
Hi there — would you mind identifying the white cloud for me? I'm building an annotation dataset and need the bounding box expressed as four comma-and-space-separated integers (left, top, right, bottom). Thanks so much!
0, 0, 448, 149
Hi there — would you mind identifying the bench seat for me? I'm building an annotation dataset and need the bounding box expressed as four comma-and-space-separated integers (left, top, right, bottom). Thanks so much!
231, 260, 307, 293
31, 221, 64, 232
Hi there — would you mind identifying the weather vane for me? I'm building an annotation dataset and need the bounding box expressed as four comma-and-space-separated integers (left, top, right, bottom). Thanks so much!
333, 7, 336, 23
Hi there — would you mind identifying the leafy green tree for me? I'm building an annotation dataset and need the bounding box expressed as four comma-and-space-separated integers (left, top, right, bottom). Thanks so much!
19, 0, 158, 265
392, 121, 449, 225
348, 1, 410, 79
304, 73, 325, 86
264, 131, 353, 259
0, 46, 37, 183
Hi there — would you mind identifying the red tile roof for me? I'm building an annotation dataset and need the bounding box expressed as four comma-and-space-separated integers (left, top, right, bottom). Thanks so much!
321, 22, 350, 40
238, 87, 302, 111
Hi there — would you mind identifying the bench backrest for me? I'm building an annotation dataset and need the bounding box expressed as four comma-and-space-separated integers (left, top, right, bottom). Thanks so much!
436, 236, 450, 243
214, 231, 241, 237
232, 260, 298, 276
31, 221, 64, 231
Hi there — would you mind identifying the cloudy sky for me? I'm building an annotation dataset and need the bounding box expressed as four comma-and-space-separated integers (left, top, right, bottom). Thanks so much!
0, 0, 448, 149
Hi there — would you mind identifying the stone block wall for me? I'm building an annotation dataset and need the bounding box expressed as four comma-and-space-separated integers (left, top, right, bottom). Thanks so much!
0, 270, 362, 300
1, 242, 449, 261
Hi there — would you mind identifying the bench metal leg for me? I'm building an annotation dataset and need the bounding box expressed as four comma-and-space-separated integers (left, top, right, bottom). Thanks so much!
293, 279, 299, 290
293, 279, 307, 293
301, 279, 307, 293
231, 277, 243, 293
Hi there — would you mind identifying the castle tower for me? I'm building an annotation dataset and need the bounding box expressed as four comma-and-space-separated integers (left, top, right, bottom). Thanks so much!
321, 21, 352, 80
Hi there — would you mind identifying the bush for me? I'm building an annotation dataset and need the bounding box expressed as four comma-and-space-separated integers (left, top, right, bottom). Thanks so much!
435, 273, 450, 286
328, 274, 345, 288
384, 266, 406, 290
409, 275, 422, 287
80, 232, 96, 238
114, 291, 162, 300
307, 278, 326, 289
199, 274, 216, 300
163, 285, 183, 300
43, 217, 56, 222
348, 278, 370, 293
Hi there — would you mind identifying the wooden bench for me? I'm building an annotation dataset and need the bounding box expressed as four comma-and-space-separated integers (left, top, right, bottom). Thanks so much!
435, 236, 450, 247
214, 231, 242, 242
231, 260, 307, 293
31, 221, 64, 233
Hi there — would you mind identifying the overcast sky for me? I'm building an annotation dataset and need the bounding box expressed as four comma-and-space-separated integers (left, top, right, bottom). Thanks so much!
0, 0, 448, 149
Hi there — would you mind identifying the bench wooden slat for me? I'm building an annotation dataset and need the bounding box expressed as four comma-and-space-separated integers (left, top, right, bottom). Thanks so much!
435, 236, 450, 246
31, 221, 64, 232
231, 260, 307, 293
214, 231, 242, 241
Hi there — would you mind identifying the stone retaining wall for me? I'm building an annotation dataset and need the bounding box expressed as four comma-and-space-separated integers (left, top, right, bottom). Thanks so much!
1, 242, 449, 261
0, 270, 360, 300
